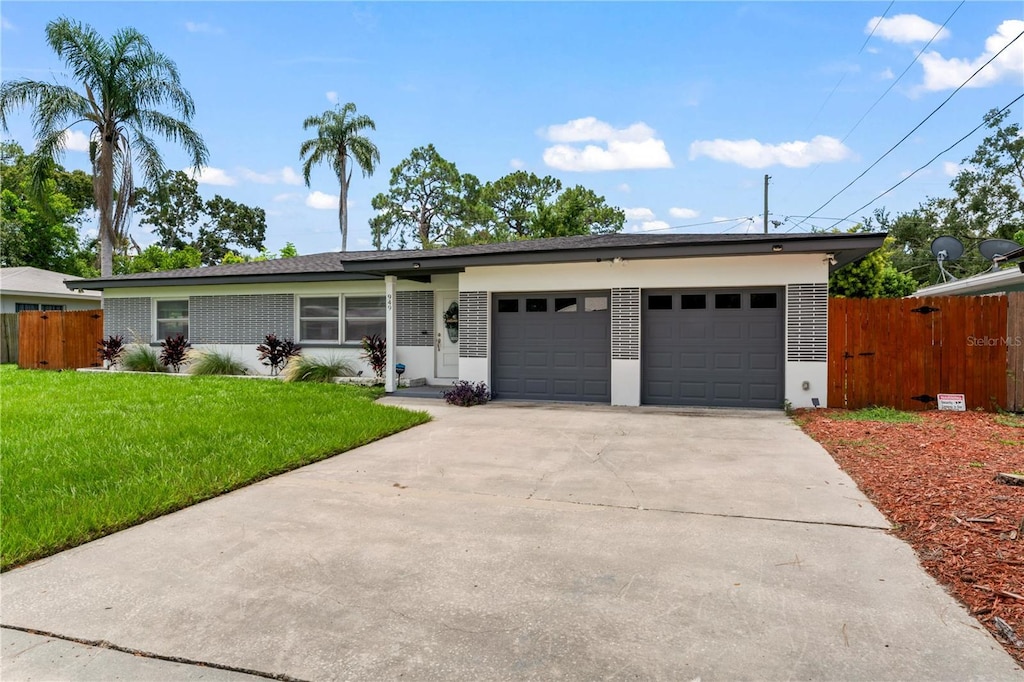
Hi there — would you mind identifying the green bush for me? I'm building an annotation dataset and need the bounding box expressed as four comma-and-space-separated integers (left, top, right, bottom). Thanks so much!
121, 345, 167, 372
283, 355, 356, 383
190, 351, 248, 376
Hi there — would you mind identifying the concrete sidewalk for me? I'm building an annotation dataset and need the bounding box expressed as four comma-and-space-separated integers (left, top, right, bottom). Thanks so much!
1, 400, 1020, 680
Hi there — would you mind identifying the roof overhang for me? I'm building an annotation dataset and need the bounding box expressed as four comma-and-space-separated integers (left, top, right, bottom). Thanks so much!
3, 287, 101, 301
69, 271, 381, 291
910, 267, 1024, 297
339, 233, 886, 276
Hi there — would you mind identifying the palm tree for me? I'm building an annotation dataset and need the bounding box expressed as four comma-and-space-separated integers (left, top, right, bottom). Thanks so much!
0, 17, 208, 277
299, 102, 379, 252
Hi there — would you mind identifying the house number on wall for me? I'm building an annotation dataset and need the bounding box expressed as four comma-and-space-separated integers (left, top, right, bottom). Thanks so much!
386, 293, 392, 311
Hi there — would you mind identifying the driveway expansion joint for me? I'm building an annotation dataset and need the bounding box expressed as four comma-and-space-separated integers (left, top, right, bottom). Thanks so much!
0, 625, 309, 682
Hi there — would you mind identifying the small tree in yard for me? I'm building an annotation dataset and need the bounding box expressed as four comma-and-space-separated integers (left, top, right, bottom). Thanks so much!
256, 334, 301, 376
361, 334, 386, 379
96, 335, 125, 368
159, 334, 191, 373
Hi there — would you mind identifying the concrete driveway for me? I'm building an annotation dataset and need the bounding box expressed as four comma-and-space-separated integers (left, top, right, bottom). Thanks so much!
2, 400, 1020, 681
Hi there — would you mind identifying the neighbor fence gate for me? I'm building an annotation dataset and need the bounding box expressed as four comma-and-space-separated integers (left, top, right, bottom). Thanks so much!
828, 292, 1021, 412
17, 309, 104, 371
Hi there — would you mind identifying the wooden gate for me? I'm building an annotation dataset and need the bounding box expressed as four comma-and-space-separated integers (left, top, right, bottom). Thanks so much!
18, 309, 104, 370
828, 295, 1012, 411
0, 313, 17, 364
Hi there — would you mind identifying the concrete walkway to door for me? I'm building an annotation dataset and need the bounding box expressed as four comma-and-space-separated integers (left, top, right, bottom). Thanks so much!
1, 400, 1020, 680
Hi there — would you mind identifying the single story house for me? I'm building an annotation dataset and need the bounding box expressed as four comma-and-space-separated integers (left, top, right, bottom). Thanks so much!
72, 232, 885, 409
1, 266, 103, 313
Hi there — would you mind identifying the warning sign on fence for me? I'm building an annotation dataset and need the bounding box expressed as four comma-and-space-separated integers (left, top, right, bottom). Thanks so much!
937, 394, 966, 412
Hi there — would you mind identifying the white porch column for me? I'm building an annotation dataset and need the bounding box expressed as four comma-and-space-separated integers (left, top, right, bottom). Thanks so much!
385, 275, 397, 393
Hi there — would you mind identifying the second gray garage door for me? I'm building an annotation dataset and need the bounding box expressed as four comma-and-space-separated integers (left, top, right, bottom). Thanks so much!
642, 288, 784, 408
492, 292, 611, 402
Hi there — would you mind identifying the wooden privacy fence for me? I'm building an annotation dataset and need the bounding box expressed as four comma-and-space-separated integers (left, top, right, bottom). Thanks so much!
828, 293, 1022, 412
0, 313, 17, 364
17, 309, 104, 371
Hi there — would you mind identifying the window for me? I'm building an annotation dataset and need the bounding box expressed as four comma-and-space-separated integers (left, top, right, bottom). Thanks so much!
555, 297, 577, 313
680, 294, 706, 310
15, 303, 39, 312
647, 295, 672, 310
156, 300, 189, 338
344, 296, 386, 343
497, 299, 519, 313
715, 293, 742, 309
584, 296, 608, 312
42, 304, 65, 311
299, 297, 339, 341
750, 292, 778, 309
525, 298, 547, 312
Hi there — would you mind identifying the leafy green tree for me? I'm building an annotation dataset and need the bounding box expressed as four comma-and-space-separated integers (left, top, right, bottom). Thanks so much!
196, 196, 266, 265
480, 171, 563, 239
221, 242, 298, 264
535, 185, 624, 237
299, 102, 379, 252
370, 144, 464, 249
118, 244, 202, 274
829, 234, 917, 298
0, 17, 208, 277
134, 170, 203, 251
0, 141, 95, 275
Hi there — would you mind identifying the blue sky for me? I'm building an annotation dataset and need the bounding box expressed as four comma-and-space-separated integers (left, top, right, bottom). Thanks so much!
2, 2, 1022, 256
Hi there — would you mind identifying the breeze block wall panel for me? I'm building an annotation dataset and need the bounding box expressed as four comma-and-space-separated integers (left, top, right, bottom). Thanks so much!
396, 291, 434, 346
611, 287, 640, 360
104, 297, 152, 343
786, 283, 827, 362
189, 294, 294, 344
458, 291, 487, 358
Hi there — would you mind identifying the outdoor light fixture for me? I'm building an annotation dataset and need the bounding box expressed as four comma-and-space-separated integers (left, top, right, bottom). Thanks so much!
771, 244, 783, 252
412, 262, 421, 269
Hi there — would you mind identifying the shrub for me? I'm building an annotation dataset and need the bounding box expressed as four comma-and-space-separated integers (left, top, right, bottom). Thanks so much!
96, 335, 125, 368
282, 355, 356, 383
190, 351, 248, 376
443, 381, 491, 407
159, 334, 192, 373
256, 334, 302, 376
121, 345, 167, 373
361, 334, 386, 378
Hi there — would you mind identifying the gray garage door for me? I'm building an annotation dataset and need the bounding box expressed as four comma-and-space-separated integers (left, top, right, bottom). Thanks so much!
642, 288, 784, 408
492, 292, 611, 402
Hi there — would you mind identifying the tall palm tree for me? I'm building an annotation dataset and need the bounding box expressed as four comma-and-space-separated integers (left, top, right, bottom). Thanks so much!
0, 17, 208, 277
299, 102, 379, 252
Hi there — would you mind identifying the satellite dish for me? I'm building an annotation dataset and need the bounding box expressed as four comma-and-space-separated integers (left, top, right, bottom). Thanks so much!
930, 236, 963, 283
978, 238, 1020, 266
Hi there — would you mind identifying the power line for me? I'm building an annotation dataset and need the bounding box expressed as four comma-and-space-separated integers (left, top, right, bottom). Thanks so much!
858, 1, 895, 54
634, 217, 754, 233
790, 26, 1024, 232
823, 92, 1024, 230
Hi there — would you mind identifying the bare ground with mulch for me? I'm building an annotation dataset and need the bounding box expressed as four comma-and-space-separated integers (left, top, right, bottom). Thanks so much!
797, 409, 1024, 665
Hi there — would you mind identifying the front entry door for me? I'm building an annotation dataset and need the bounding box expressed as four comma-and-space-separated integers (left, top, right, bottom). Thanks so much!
435, 291, 459, 379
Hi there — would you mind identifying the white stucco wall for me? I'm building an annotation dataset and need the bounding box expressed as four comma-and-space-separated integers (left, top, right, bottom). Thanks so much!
456, 253, 831, 409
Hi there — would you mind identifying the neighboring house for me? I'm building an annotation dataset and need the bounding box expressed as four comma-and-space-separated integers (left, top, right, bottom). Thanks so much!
72, 232, 885, 409
0, 266, 103, 313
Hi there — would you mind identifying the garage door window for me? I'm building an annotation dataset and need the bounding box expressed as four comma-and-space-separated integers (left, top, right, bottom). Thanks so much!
648, 295, 672, 310
498, 299, 518, 313
715, 293, 741, 309
680, 294, 706, 310
526, 298, 547, 312
584, 296, 608, 312
555, 298, 577, 313
751, 293, 778, 308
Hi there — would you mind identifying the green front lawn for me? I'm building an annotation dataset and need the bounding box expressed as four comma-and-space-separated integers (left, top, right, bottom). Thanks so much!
0, 366, 430, 570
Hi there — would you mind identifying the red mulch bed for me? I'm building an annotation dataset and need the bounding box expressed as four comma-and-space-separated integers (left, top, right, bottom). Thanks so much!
798, 409, 1024, 665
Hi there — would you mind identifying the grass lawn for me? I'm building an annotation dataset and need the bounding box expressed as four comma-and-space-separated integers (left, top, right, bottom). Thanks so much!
0, 366, 430, 570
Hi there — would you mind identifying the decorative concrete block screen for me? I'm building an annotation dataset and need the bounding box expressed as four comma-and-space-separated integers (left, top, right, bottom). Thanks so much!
104, 297, 152, 343
786, 283, 827, 362
189, 294, 293, 344
611, 287, 640, 360
458, 291, 487, 358
395, 291, 433, 346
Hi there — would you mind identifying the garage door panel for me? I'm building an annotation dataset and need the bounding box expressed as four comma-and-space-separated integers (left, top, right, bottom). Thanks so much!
493, 292, 611, 402
642, 289, 783, 408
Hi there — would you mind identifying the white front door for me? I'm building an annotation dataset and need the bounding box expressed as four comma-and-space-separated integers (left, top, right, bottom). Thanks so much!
435, 291, 459, 379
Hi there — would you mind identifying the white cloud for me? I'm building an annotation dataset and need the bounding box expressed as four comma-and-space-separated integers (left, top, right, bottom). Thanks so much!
879, 67, 895, 80
617, 183, 631, 193
509, 158, 525, 169
669, 207, 699, 219
306, 191, 339, 210
541, 117, 673, 171
272, 193, 300, 202
187, 166, 236, 186
628, 220, 671, 233
942, 161, 964, 177
867, 14, 949, 44
240, 166, 303, 186
623, 207, 656, 221
61, 130, 90, 152
688, 135, 853, 169
919, 20, 1024, 91
184, 21, 223, 35
326, 91, 339, 104
2, 17, 15, 31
